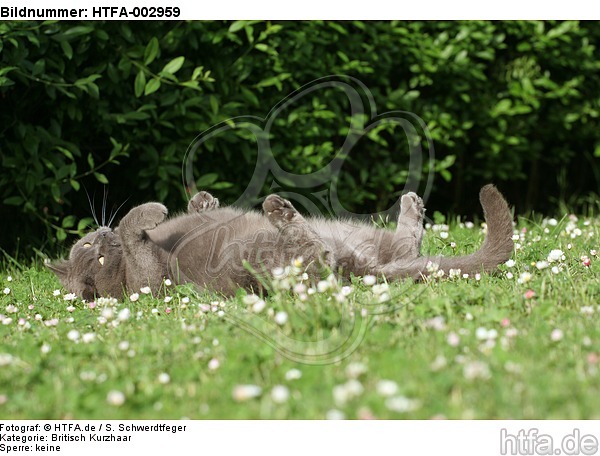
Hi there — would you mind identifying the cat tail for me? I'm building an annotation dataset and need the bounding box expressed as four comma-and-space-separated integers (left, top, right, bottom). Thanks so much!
381, 184, 514, 280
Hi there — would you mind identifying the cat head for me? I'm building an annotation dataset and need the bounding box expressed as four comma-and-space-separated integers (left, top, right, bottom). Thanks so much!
48, 227, 126, 301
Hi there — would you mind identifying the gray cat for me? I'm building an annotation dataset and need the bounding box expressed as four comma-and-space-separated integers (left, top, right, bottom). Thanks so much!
49, 185, 514, 300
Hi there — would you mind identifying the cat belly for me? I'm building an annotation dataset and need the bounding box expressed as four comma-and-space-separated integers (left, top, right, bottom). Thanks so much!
147, 209, 280, 292
315, 222, 415, 278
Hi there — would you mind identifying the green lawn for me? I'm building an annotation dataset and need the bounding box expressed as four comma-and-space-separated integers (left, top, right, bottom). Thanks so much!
0, 214, 598, 419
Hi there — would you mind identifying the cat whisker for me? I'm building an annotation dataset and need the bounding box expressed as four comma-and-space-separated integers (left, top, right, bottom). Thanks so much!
84, 186, 100, 227
102, 186, 108, 227
107, 197, 131, 228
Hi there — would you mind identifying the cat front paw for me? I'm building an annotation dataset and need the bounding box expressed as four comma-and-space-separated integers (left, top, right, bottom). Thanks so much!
138, 203, 168, 231
188, 191, 220, 213
263, 195, 298, 227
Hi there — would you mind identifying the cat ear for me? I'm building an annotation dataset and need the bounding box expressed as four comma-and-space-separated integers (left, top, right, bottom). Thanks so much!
46, 260, 70, 282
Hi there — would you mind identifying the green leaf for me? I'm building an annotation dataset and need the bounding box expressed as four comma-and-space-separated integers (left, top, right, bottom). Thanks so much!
440, 169, 452, 182
87, 153, 95, 168
210, 182, 234, 190
62, 215, 77, 229
157, 71, 179, 83
512, 105, 532, 115
58, 87, 77, 99
55, 146, 74, 160
121, 111, 151, 121
0, 66, 17, 77
196, 173, 219, 187
209, 95, 219, 115
3, 196, 24, 206
337, 51, 349, 63
0, 76, 14, 87
60, 40, 73, 59
87, 82, 99, 99
255, 73, 291, 89
95, 29, 109, 41
241, 87, 259, 107
328, 22, 348, 35
51, 183, 61, 202
403, 90, 420, 101
229, 21, 247, 33
454, 49, 468, 63
191, 66, 204, 81
547, 21, 575, 39
492, 99, 512, 117
144, 78, 161, 95
144, 37, 160, 65
180, 81, 200, 90
134, 70, 146, 98
78, 217, 95, 232
63, 25, 94, 38
440, 44, 454, 60
32, 59, 45, 76
74, 75, 102, 91
56, 229, 67, 241
70, 179, 80, 191
94, 172, 109, 184
202, 70, 214, 82
245, 25, 255, 44
161, 57, 185, 75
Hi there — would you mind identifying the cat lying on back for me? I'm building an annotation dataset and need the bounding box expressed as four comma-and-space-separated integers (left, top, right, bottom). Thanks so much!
49, 185, 514, 300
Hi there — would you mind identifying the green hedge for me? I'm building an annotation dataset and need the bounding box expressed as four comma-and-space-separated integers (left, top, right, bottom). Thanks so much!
1, 21, 599, 256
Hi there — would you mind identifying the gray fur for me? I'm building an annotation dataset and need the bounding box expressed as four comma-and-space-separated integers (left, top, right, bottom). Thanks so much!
49, 185, 514, 299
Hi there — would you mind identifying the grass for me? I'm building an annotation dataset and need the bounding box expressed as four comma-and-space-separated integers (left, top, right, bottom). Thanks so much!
0, 214, 598, 419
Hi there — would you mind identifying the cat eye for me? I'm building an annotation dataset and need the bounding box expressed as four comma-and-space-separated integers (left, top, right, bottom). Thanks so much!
83, 243, 92, 248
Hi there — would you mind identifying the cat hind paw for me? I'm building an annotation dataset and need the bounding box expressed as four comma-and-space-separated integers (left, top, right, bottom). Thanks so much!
263, 195, 298, 227
188, 191, 220, 213
400, 192, 425, 224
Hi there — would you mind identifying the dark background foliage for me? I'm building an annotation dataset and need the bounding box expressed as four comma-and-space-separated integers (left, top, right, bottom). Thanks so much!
1, 21, 599, 257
